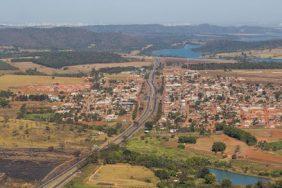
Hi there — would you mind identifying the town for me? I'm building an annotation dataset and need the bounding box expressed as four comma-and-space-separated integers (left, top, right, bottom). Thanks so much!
160, 66, 281, 132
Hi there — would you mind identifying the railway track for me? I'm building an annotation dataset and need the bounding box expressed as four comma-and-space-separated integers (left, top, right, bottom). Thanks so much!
39, 60, 159, 188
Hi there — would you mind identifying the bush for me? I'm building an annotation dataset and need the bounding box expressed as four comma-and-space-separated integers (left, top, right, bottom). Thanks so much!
178, 144, 185, 150
221, 179, 232, 188
197, 168, 209, 178
212, 142, 226, 153
145, 121, 154, 130
178, 136, 197, 144
223, 126, 257, 146
204, 173, 216, 184
0, 98, 9, 108
154, 169, 170, 180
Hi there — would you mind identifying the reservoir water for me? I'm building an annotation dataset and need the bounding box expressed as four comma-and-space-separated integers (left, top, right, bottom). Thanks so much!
209, 168, 270, 185
152, 44, 202, 59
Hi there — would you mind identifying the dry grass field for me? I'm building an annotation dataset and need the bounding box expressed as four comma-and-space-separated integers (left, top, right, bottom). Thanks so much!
0, 74, 87, 91
88, 163, 159, 188
8, 59, 152, 75
0, 117, 106, 150
201, 69, 282, 84
65, 61, 152, 73
216, 48, 282, 59
10, 61, 58, 75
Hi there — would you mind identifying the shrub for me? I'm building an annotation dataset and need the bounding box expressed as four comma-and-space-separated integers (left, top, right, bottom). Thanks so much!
197, 167, 209, 178
155, 169, 170, 180
178, 144, 185, 150
223, 126, 257, 146
221, 179, 232, 188
204, 173, 216, 184
212, 142, 226, 153
178, 136, 197, 144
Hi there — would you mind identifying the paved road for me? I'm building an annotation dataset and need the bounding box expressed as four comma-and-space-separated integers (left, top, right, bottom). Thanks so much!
39, 60, 159, 188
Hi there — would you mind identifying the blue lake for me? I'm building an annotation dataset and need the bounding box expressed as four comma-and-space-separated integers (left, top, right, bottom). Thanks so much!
209, 168, 270, 185
152, 44, 202, 59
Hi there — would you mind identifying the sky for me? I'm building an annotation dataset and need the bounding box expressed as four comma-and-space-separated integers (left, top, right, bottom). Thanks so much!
1, 0, 281, 26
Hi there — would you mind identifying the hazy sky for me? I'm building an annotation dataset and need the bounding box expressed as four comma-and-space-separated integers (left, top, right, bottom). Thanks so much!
1, 0, 281, 26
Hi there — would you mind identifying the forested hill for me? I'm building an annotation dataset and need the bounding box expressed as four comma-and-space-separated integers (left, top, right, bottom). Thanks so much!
0, 27, 145, 51
195, 39, 282, 54
1, 25, 282, 54
84, 24, 282, 35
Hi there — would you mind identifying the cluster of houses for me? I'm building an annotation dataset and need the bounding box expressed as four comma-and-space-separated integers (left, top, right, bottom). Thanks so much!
54, 74, 143, 123
159, 67, 281, 131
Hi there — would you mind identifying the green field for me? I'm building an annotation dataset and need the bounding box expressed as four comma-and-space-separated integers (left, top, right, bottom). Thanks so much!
126, 135, 215, 161
0, 60, 17, 70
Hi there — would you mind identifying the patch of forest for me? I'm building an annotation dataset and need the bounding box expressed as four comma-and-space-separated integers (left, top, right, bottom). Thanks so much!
32, 51, 130, 68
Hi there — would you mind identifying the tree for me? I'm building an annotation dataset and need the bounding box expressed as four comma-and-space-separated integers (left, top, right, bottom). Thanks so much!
17, 104, 27, 119
178, 144, 185, 150
197, 168, 209, 178
204, 173, 216, 184
0, 98, 9, 108
178, 136, 197, 144
221, 179, 232, 188
145, 121, 153, 131
212, 142, 226, 154
155, 169, 170, 180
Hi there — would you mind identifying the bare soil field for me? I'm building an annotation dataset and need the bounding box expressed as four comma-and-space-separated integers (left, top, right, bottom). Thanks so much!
244, 128, 282, 142
201, 69, 282, 84
88, 163, 159, 188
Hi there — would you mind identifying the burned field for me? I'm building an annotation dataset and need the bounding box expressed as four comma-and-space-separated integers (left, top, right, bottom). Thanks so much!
0, 149, 71, 183
0, 159, 59, 181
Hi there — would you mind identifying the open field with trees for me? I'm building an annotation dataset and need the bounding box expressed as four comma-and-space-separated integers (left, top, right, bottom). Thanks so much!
0, 117, 106, 150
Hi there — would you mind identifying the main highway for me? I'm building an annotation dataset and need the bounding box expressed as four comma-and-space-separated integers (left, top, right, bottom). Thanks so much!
39, 60, 160, 188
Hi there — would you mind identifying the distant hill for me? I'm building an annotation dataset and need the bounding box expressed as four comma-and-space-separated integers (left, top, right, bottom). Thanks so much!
195, 39, 282, 54
0, 27, 146, 51
84, 24, 282, 36
0, 27, 187, 52
0, 24, 282, 54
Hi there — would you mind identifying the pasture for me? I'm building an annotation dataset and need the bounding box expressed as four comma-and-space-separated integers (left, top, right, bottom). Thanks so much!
0, 74, 86, 91
88, 163, 159, 188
